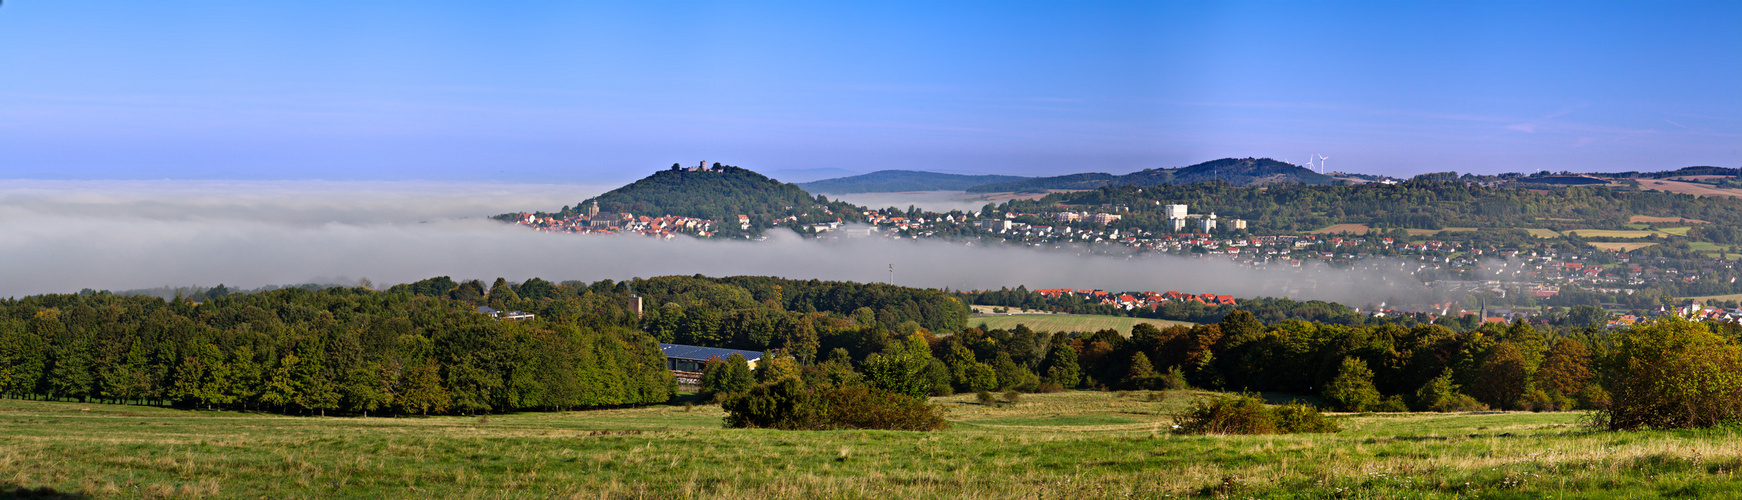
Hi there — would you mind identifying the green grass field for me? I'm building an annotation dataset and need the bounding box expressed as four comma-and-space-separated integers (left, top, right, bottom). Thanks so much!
1681, 292, 1742, 302
1563, 229, 1669, 238
1522, 228, 1561, 238
971, 314, 1194, 333
3, 395, 1739, 499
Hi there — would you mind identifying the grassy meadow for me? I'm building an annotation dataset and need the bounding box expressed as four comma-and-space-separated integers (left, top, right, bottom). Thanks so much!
971, 314, 1194, 333
5, 394, 1742, 499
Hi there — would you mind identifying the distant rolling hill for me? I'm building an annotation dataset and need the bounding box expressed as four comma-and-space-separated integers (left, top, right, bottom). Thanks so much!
798, 170, 1033, 193
965, 158, 1335, 193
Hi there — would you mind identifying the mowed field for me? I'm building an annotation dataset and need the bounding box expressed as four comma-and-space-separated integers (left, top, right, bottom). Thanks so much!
1638, 179, 1742, 198
971, 314, 1194, 333
1309, 223, 1369, 235
1563, 229, 1671, 238
1588, 242, 1658, 252
1629, 215, 1709, 224
4, 395, 1740, 499
1523, 228, 1562, 238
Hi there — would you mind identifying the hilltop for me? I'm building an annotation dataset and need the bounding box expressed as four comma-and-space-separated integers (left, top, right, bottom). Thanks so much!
965, 157, 1334, 192
797, 170, 1032, 193
498, 162, 862, 237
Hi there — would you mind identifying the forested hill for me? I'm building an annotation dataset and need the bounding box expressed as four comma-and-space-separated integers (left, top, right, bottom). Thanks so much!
797, 170, 1032, 193
586, 164, 818, 219
967, 158, 1334, 193
503, 163, 868, 236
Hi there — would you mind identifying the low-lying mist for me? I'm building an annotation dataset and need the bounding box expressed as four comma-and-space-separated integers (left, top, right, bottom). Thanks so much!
0, 180, 1431, 305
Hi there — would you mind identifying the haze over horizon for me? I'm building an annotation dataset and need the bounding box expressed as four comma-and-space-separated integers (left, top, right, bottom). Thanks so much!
1, 1, 1737, 183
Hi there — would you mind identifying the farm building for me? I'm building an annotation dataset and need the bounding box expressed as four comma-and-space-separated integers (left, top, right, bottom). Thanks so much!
659, 343, 764, 385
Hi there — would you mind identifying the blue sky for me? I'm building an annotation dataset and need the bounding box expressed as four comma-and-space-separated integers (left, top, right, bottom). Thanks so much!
0, 1, 1737, 183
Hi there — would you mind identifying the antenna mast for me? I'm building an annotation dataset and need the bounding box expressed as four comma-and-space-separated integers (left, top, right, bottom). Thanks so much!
888, 264, 894, 285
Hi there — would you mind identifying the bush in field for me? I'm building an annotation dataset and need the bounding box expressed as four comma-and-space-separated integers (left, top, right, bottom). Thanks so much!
1370, 395, 1410, 413
1322, 357, 1381, 412
1413, 369, 1488, 412
976, 390, 996, 405
1172, 393, 1339, 435
1601, 316, 1742, 430
722, 377, 948, 431
1519, 388, 1575, 412
1158, 366, 1192, 390
1270, 403, 1342, 433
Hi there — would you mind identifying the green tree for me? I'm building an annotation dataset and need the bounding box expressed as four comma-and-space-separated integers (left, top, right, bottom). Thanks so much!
1322, 357, 1380, 412
340, 363, 393, 417
1123, 352, 1158, 390
398, 358, 450, 415
755, 354, 801, 383
699, 353, 755, 401
48, 334, 94, 402
1040, 340, 1081, 388
1537, 338, 1594, 398
861, 335, 933, 399
260, 353, 300, 411
1468, 342, 1529, 410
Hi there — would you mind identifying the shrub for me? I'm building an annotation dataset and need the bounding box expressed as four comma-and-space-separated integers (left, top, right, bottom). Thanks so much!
1413, 368, 1485, 412
1370, 395, 1410, 413
1436, 393, 1489, 412
1518, 389, 1576, 412
976, 390, 996, 405
1271, 403, 1342, 433
1142, 391, 1168, 402
1173, 394, 1275, 435
1002, 390, 1021, 404
722, 378, 949, 431
1034, 382, 1065, 393
1171, 394, 1340, 435
1159, 366, 1191, 390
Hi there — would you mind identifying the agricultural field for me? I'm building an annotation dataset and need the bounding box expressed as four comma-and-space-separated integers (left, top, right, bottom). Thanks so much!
4, 395, 1740, 499
1686, 241, 1738, 260
1563, 229, 1669, 238
1522, 228, 1562, 238
1682, 293, 1742, 303
1402, 227, 1478, 236
1658, 226, 1693, 236
1637, 179, 1742, 199
1309, 223, 1369, 235
967, 304, 1050, 315
971, 314, 1194, 333
1588, 242, 1658, 252
1629, 215, 1708, 224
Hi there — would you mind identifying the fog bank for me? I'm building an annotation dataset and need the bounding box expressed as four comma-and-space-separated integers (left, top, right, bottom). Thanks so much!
0, 181, 1428, 305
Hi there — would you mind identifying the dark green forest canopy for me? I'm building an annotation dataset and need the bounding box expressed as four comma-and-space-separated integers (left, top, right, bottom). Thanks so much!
1014, 180, 1742, 233
0, 274, 966, 416
797, 170, 1032, 194
967, 158, 1333, 193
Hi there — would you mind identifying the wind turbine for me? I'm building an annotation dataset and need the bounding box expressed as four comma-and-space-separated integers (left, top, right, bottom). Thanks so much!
1316, 154, 1329, 174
